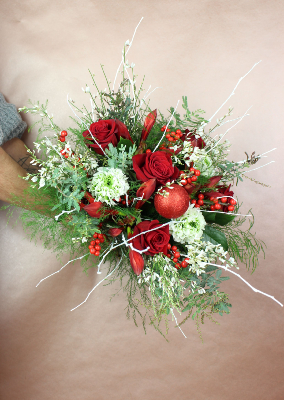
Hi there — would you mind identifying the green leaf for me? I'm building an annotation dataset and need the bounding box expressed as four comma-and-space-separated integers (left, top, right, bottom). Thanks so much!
117, 138, 133, 151
216, 269, 222, 279
202, 225, 228, 251
202, 211, 216, 223
215, 212, 236, 226
205, 265, 218, 272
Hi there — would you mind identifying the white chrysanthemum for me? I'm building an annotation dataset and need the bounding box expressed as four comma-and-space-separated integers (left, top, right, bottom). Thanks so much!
89, 167, 129, 206
169, 204, 206, 244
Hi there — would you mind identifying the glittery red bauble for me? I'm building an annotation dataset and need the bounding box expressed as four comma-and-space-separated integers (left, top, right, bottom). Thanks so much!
154, 184, 190, 219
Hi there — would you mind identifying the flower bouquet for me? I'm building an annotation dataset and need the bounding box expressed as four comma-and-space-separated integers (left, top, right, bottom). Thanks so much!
13, 25, 281, 338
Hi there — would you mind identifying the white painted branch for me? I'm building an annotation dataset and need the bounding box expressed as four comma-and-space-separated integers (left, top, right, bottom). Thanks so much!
208, 263, 283, 307
170, 308, 187, 338
112, 17, 144, 91
70, 255, 123, 311
207, 106, 252, 154
208, 61, 261, 123
242, 161, 275, 174
36, 253, 89, 287
54, 208, 76, 221
153, 100, 180, 152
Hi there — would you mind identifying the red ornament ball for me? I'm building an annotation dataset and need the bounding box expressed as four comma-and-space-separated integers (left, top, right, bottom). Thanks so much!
154, 184, 190, 219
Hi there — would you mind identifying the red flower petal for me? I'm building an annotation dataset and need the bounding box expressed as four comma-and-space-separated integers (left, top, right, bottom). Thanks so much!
132, 153, 148, 182
129, 250, 144, 275
115, 119, 134, 143
83, 201, 103, 218
204, 175, 223, 188
108, 228, 123, 237
141, 109, 157, 141
135, 178, 157, 209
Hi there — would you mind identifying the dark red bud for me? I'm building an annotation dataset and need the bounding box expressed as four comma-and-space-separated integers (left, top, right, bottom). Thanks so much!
135, 178, 156, 209
129, 249, 144, 275
141, 109, 157, 142
108, 228, 123, 237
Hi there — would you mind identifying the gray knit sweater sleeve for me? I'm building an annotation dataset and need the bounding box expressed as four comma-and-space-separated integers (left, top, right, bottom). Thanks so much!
0, 93, 27, 146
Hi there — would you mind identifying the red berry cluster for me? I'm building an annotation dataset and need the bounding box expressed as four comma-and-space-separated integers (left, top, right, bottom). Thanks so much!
59, 130, 68, 142
190, 193, 205, 208
179, 167, 200, 186
209, 197, 237, 212
89, 233, 105, 256
59, 147, 71, 159
116, 195, 133, 206
158, 127, 183, 151
166, 243, 190, 269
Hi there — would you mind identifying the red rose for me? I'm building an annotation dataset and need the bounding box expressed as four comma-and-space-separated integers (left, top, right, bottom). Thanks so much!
129, 220, 170, 256
132, 151, 179, 186
82, 119, 133, 155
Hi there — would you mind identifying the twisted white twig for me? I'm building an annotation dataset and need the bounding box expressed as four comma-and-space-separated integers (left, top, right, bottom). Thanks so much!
54, 208, 76, 221
70, 254, 123, 311
170, 308, 187, 338
208, 61, 261, 123
207, 106, 252, 154
112, 17, 144, 91
207, 263, 283, 307
36, 253, 89, 287
153, 100, 180, 152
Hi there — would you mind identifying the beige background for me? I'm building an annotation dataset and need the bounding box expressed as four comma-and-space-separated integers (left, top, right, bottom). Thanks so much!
1, 1, 284, 399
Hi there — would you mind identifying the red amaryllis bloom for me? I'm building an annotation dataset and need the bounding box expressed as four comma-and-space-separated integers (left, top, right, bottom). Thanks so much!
135, 178, 156, 209
129, 220, 170, 256
184, 129, 206, 149
141, 109, 157, 142
129, 249, 144, 275
82, 119, 133, 155
132, 151, 179, 186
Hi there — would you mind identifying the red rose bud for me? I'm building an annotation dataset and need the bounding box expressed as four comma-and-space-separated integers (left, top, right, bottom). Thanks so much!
83, 201, 103, 218
129, 249, 144, 276
108, 228, 123, 237
135, 178, 156, 209
141, 109, 157, 142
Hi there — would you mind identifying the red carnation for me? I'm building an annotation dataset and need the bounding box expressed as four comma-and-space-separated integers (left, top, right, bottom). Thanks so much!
132, 151, 179, 186
129, 220, 170, 257
82, 119, 133, 155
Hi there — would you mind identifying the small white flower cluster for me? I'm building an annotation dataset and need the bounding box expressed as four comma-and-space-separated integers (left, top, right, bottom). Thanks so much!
194, 121, 207, 139
89, 167, 129, 206
179, 140, 193, 167
184, 240, 236, 276
189, 147, 214, 172
169, 204, 206, 244
138, 254, 183, 301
